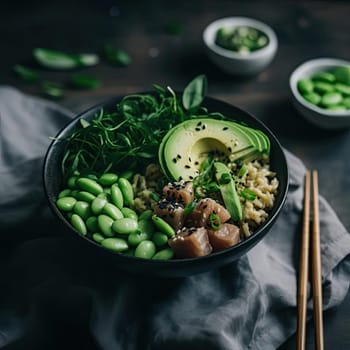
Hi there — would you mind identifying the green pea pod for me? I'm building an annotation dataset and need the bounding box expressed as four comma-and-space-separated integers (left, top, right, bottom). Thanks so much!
134, 240, 156, 259
71, 214, 87, 236
118, 178, 134, 206
151, 215, 175, 238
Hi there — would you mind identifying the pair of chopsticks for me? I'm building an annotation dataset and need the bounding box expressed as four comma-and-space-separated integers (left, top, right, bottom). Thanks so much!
297, 170, 324, 350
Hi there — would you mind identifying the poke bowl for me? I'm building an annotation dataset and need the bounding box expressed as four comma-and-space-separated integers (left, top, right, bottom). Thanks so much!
43, 75, 289, 277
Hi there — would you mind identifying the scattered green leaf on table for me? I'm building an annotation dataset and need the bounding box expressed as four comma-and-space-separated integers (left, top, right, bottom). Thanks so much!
13, 64, 40, 82
70, 74, 101, 89
182, 74, 207, 111
33, 48, 99, 70
104, 45, 131, 66
41, 81, 64, 99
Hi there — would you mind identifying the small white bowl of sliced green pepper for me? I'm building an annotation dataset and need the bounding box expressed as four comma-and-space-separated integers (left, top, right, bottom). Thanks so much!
290, 58, 350, 129
203, 17, 278, 76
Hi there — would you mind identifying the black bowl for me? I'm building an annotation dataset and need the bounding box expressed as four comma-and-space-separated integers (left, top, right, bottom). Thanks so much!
43, 94, 289, 278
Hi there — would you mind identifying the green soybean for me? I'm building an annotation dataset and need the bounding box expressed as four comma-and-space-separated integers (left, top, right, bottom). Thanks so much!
312, 72, 336, 83
152, 248, 174, 260
152, 215, 175, 237
152, 232, 168, 247
103, 202, 123, 220
57, 196, 76, 211
327, 105, 347, 111
138, 219, 155, 236
71, 214, 87, 235
314, 81, 334, 94
119, 170, 133, 181
58, 189, 71, 199
303, 92, 321, 105
73, 201, 91, 220
111, 184, 124, 209
101, 238, 129, 252
68, 176, 78, 189
76, 191, 96, 202
98, 214, 114, 237
343, 97, 350, 108
77, 177, 103, 195
86, 216, 99, 232
99, 173, 118, 186
334, 66, 350, 85
138, 209, 153, 221
297, 79, 313, 94
321, 92, 343, 107
118, 178, 134, 206
335, 83, 350, 96
70, 190, 79, 198
121, 207, 138, 220
91, 197, 107, 215
112, 218, 138, 234
134, 240, 156, 259
92, 233, 105, 243
128, 232, 150, 246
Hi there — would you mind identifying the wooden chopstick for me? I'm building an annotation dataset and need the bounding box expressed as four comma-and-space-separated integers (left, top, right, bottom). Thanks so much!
297, 170, 324, 350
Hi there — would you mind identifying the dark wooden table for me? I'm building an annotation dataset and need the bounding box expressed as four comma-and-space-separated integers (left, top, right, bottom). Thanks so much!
2, 0, 350, 349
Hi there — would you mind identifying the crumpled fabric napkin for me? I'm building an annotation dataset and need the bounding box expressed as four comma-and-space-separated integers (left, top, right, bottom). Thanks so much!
1, 86, 350, 350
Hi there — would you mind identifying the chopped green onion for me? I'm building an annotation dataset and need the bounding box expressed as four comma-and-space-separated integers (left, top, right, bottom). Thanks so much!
209, 213, 221, 230
238, 164, 248, 177
241, 188, 257, 201
220, 173, 231, 184
205, 182, 220, 193
149, 192, 160, 202
41, 81, 64, 99
184, 201, 196, 216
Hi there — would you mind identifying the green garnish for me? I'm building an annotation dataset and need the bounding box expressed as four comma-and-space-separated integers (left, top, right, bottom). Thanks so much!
183, 201, 196, 216
104, 45, 132, 66
220, 173, 231, 184
241, 188, 257, 201
13, 64, 40, 82
41, 81, 64, 99
182, 74, 207, 111
238, 164, 248, 177
70, 74, 101, 89
209, 213, 221, 230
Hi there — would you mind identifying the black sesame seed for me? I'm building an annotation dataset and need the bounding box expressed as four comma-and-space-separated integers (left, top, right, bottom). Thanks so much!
189, 176, 193, 180
223, 127, 228, 131
194, 161, 199, 165
228, 147, 232, 152
173, 158, 177, 163
202, 124, 206, 130
185, 165, 191, 169
189, 157, 192, 162
177, 154, 182, 159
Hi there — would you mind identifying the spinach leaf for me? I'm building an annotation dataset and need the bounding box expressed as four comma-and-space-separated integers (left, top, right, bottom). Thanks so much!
182, 74, 207, 111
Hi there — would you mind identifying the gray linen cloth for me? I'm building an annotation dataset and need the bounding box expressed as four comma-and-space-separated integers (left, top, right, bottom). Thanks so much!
1, 86, 350, 350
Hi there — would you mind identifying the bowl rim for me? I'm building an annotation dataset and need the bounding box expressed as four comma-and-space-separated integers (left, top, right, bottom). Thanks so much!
43, 93, 289, 267
203, 16, 278, 60
289, 57, 350, 118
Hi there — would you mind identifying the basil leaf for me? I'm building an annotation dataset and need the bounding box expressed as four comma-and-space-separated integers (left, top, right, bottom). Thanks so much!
33, 48, 99, 70
104, 45, 131, 66
13, 64, 40, 82
70, 74, 101, 89
182, 74, 207, 111
41, 81, 64, 99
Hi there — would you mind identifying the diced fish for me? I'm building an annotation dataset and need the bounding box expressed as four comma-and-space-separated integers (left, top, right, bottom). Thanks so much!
207, 223, 241, 251
185, 198, 231, 228
169, 227, 212, 258
152, 199, 185, 231
163, 181, 194, 206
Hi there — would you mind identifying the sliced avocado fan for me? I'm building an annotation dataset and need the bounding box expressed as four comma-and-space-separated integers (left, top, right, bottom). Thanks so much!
159, 118, 270, 181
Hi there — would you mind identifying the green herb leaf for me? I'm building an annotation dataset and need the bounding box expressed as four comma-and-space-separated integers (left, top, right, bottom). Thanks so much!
70, 74, 101, 89
33, 48, 99, 70
183, 200, 196, 216
104, 45, 131, 66
182, 74, 207, 111
13, 64, 40, 82
80, 119, 91, 128
209, 213, 221, 230
241, 188, 257, 201
41, 81, 64, 99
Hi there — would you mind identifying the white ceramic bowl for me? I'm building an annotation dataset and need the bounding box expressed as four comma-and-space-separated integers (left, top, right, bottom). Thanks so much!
203, 17, 278, 76
290, 58, 350, 130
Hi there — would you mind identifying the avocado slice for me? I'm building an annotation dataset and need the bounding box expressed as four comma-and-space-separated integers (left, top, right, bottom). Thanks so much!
162, 118, 256, 181
214, 162, 242, 221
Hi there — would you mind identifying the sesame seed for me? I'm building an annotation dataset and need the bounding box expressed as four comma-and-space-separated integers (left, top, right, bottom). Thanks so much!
185, 165, 191, 169
173, 158, 177, 163
223, 127, 228, 131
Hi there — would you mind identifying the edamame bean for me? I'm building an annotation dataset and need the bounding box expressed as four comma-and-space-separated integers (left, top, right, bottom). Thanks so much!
118, 178, 134, 206
152, 248, 174, 260
112, 218, 138, 234
77, 177, 103, 195
138, 209, 153, 221
128, 232, 150, 246
138, 219, 155, 237
91, 197, 107, 215
76, 191, 96, 203
99, 173, 118, 186
70, 190, 79, 198
57, 196, 76, 211
98, 214, 114, 237
343, 97, 350, 108
152, 232, 168, 247
134, 240, 156, 259
92, 233, 105, 243
335, 83, 350, 96
58, 189, 71, 199
327, 105, 347, 111
314, 81, 334, 94
119, 170, 133, 181
152, 215, 175, 237
73, 201, 91, 220
111, 184, 124, 209
321, 92, 342, 107
121, 207, 138, 220
297, 79, 313, 94
68, 176, 78, 189
334, 66, 350, 85
312, 72, 336, 83
86, 216, 99, 232
103, 203, 123, 220
86, 174, 99, 181
71, 214, 87, 236
101, 238, 129, 252
303, 92, 321, 105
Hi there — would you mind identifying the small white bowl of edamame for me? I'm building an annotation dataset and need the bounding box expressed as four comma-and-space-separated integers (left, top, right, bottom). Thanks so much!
290, 58, 350, 129
203, 17, 278, 76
